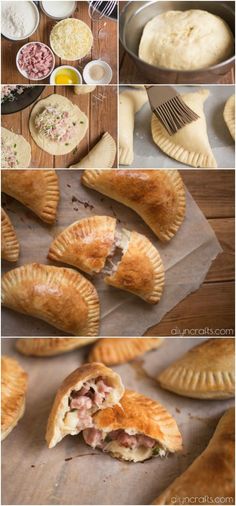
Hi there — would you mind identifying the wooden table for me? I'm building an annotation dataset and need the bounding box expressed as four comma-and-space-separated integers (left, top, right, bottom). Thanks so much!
145, 170, 235, 337
1, 85, 117, 168
1, 1, 117, 84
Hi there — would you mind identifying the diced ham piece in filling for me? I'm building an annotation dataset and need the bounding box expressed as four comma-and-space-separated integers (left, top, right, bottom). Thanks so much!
68, 377, 112, 431
83, 428, 157, 450
18, 43, 53, 79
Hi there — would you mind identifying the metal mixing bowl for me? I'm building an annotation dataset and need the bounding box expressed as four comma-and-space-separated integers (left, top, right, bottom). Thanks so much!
119, 1, 235, 84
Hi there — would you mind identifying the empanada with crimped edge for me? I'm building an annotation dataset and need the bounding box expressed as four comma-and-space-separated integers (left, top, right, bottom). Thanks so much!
82, 169, 185, 242
104, 230, 165, 304
1, 263, 100, 336
1, 170, 59, 224
69, 132, 116, 168
152, 89, 217, 168
157, 338, 235, 399
1, 208, 20, 262
83, 389, 182, 462
119, 89, 148, 166
152, 408, 235, 505
46, 362, 124, 448
223, 95, 235, 140
48, 216, 116, 274
88, 338, 164, 365
16, 338, 98, 357
1, 355, 28, 440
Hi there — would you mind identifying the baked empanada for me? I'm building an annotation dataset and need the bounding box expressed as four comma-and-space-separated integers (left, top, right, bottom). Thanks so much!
152, 89, 217, 168
46, 362, 124, 448
16, 338, 98, 356
1, 264, 100, 336
83, 389, 182, 462
152, 408, 235, 505
223, 95, 235, 140
1, 170, 59, 224
119, 89, 148, 165
69, 132, 116, 168
158, 338, 235, 399
104, 229, 164, 304
1, 355, 28, 440
1, 208, 20, 262
88, 338, 164, 365
82, 169, 185, 242
48, 216, 116, 275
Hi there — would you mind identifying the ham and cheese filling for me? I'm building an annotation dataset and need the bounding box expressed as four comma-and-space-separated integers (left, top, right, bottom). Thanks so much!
1, 139, 18, 168
64, 377, 113, 432
35, 106, 77, 143
83, 428, 166, 457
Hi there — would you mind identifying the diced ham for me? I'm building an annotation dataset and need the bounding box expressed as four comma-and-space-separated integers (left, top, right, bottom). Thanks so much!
83, 428, 157, 450
18, 43, 53, 80
83, 428, 104, 448
70, 396, 92, 410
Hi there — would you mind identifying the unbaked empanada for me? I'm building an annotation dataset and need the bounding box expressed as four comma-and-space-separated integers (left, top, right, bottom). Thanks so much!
152, 408, 235, 505
48, 216, 116, 274
83, 389, 182, 462
1, 170, 59, 224
69, 132, 116, 168
151, 89, 217, 168
1, 263, 100, 336
82, 169, 185, 241
46, 362, 124, 448
88, 338, 164, 365
16, 338, 98, 356
1, 208, 20, 262
119, 89, 148, 165
1, 355, 28, 440
157, 338, 235, 399
223, 95, 235, 140
74, 85, 96, 95
104, 229, 164, 304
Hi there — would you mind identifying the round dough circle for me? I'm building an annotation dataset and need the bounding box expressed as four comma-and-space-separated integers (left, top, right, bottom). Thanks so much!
139, 10, 234, 71
29, 94, 88, 155
50, 18, 93, 60
1, 127, 31, 168
223, 94, 235, 140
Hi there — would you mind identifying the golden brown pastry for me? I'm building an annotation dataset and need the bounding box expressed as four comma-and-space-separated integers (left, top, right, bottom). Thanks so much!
48, 216, 116, 275
83, 389, 182, 462
16, 338, 98, 356
1, 170, 59, 224
1, 355, 28, 440
152, 408, 235, 505
1, 264, 100, 336
46, 362, 124, 448
157, 338, 235, 399
88, 338, 164, 365
1, 208, 20, 262
82, 170, 185, 242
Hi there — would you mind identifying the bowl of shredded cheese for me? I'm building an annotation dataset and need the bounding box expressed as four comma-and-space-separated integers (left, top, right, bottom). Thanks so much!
1, 0, 40, 41
50, 18, 93, 61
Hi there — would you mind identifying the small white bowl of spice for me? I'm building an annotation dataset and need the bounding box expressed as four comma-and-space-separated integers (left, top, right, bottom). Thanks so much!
1, 0, 40, 41
83, 60, 113, 85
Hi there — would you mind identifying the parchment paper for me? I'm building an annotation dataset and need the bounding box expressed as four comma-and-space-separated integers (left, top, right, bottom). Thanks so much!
1, 337, 234, 505
2, 170, 222, 336
119, 85, 235, 168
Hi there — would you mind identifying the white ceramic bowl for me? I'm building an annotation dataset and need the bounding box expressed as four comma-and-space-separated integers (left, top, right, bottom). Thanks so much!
50, 65, 82, 85
16, 42, 55, 81
39, 0, 76, 20
83, 60, 113, 85
1, 1, 40, 41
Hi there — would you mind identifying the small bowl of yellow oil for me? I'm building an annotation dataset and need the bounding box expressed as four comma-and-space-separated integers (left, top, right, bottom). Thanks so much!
50, 66, 82, 85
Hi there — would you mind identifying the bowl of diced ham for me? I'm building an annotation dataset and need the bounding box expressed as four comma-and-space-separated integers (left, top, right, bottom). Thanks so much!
16, 42, 55, 81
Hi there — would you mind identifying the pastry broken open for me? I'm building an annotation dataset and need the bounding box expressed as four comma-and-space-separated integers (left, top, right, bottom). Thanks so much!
1, 263, 100, 336
1, 208, 20, 262
16, 338, 98, 357
83, 389, 182, 462
82, 169, 185, 242
1, 170, 60, 224
1, 356, 28, 440
48, 216, 165, 304
46, 363, 124, 448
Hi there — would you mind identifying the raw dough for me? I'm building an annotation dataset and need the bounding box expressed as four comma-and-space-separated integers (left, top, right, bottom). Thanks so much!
74, 85, 96, 95
139, 10, 234, 70
223, 94, 235, 140
1, 127, 31, 168
151, 89, 217, 168
119, 89, 148, 165
69, 132, 116, 168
